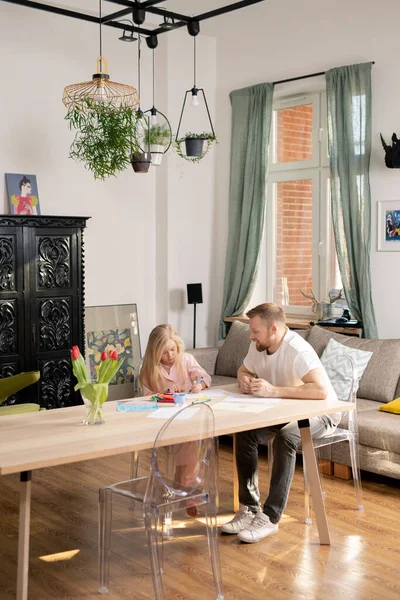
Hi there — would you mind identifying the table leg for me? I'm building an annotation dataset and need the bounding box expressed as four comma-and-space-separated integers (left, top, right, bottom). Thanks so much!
233, 434, 239, 512
299, 420, 330, 545
17, 471, 32, 600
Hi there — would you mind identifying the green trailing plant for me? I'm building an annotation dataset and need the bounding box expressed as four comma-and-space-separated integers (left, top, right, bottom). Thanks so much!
65, 98, 140, 180
144, 123, 170, 146
174, 131, 217, 163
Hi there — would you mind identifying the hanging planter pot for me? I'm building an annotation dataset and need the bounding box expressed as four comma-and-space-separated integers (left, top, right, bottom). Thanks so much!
149, 145, 164, 166
142, 121, 172, 166
175, 132, 217, 163
185, 137, 204, 157
131, 152, 151, 173
174, 36, 217, 165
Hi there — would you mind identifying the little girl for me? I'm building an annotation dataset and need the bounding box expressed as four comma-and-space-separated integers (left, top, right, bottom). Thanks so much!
140, 324, 211, 396
140, 324, 212, 517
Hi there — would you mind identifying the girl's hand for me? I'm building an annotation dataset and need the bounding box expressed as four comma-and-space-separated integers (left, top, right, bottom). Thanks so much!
161, 383, 181, 393
190, 379, 203, 394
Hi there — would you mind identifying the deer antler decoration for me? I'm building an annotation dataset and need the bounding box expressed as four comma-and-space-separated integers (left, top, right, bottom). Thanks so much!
328, 288, 344, 303
299, 288, 319, 313
299, 288, 345, 313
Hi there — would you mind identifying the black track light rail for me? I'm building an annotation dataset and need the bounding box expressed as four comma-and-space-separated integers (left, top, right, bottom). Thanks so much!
1, 0, 266, 40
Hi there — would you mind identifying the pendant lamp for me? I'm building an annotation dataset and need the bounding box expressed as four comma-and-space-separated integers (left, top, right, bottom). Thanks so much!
131, 34, 151, 173
143, 41, 172, 167
175, 28, 216, 162
62, 0, 139, 110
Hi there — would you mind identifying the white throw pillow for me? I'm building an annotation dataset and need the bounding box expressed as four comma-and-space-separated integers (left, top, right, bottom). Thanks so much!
320, 338, 373, 400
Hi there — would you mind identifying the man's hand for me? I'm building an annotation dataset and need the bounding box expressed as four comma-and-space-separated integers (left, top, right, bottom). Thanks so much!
239, 375, 255, 394
249, 378, 277, 397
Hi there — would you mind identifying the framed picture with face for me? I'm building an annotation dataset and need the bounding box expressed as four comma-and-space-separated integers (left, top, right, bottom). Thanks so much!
5, 173, 41, 215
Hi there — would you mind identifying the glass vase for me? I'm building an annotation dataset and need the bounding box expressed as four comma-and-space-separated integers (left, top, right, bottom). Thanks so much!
80, 383, 109, 425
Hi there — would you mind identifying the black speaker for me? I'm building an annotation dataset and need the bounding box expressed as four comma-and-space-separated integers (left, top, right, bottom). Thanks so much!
187, 283, 203, 305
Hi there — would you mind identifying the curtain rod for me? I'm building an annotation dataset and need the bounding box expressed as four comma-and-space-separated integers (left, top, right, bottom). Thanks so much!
274, 61, 375, 86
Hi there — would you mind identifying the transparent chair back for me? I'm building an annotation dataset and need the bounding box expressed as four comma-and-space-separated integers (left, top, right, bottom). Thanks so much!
99, 402, 224, 600
267, 353, 363, 524
133, 357, 144, 397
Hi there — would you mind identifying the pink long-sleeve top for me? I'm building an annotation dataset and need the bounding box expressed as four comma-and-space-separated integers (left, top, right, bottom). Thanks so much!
142, 352, 212, 396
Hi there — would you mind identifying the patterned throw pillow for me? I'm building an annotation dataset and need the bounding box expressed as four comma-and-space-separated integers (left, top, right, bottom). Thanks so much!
321, 338, 373, 400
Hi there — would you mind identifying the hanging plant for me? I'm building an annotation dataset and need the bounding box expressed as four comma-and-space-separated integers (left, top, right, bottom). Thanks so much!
144, 123, 170, 146
65, 98, 140, 180
174, 131, 217, 163
143, 123, 171, 166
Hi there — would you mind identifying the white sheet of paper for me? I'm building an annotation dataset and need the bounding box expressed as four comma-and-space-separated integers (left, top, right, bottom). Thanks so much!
148, 407, 200, 420
223, 394, 281, 406
213, 403, 271, 413
187, 389, 227, 400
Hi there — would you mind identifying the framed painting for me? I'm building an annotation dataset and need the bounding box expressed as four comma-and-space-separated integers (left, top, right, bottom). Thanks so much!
84, 304, 141, 401
5, 173, 41, 215
377, 201, 400, 251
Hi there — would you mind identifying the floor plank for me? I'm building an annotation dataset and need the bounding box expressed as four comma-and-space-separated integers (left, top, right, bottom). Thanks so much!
0, 440, 399, 599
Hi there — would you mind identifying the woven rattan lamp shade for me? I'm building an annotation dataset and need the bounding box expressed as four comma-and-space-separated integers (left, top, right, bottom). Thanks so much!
62, 57, 139, 110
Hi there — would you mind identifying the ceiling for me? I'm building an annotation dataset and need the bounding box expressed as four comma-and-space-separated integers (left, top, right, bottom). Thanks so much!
3, 1, 266, 37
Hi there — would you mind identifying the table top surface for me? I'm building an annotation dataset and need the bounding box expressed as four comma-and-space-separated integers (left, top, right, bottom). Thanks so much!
0, 384, 354, 476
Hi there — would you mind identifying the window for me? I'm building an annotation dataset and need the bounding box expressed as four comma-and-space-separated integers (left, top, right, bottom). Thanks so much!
266, 92, 340, 315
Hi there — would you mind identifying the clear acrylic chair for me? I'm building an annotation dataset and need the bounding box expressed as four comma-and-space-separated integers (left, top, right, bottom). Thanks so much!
99, 402, 224, 599
267, 354, 363, 524
130, 358, 145, 481
133, 357, 144, 398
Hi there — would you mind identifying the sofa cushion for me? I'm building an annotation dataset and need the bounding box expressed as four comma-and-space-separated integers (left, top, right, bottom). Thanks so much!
215, 321, 251, 377
187, 347, 219, 376
321, 338, 373, 400
337, 398, 383, 429
308, 326, 400, 403
211, 375, 237, 387
356, 408, 400, 454
307, 326, 353, 356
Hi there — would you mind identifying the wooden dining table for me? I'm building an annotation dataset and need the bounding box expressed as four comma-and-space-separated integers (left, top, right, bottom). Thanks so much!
0, 384, 354, 600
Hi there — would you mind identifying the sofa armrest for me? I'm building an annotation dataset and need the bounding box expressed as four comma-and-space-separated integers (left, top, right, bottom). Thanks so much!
186, 347, 219, 376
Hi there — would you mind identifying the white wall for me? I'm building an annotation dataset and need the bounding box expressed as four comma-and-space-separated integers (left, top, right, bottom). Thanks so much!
0, 3, 217, 350
212, 0, 400, 338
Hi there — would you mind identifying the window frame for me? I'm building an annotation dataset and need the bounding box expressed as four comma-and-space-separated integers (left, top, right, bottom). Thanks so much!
270, 93, 321, 172
266, 91, 338, 317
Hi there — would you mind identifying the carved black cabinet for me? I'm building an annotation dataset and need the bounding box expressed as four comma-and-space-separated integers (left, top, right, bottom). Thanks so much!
0, 215, 89, 408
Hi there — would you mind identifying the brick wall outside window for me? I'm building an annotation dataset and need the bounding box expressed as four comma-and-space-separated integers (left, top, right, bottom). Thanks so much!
275, 105, 313, 306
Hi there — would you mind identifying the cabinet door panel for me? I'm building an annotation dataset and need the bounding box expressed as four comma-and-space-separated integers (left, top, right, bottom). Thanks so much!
38, 357, 73, 409
0, 228, 26, 400
38, 297, 72, 352
0, 236, 16, 291
26, 227, 80, 407
0, 300, 17, 354
37, 235, 72, 289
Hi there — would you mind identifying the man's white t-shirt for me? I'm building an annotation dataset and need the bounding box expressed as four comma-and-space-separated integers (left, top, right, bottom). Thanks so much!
243, 329, 340, 425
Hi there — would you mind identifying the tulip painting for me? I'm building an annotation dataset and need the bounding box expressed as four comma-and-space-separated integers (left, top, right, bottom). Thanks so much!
86, 328, 135, 385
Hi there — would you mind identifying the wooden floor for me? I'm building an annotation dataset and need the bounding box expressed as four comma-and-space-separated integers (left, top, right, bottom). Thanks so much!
1, 440, 400, 600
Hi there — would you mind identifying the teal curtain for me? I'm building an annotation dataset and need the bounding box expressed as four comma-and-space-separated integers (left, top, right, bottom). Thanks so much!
326, 63, 378, 338
219, 82, 274, 338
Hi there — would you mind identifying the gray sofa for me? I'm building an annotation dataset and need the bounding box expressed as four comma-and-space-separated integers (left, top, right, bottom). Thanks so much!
188, 321, 400, 480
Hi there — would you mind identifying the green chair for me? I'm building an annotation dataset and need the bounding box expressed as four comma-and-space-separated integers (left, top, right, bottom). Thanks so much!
0, 372, 43, 416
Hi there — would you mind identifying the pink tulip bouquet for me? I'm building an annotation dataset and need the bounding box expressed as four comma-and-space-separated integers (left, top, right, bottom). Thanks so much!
71, 346, 124, 424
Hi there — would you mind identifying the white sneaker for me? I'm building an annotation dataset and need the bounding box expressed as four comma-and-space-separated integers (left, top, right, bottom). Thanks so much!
220, 506, 256, 534
237, 511, 278, 543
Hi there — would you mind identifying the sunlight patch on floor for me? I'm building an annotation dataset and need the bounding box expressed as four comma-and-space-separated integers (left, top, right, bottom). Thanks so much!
196, 514, 235, 527
39, 549, 80, 562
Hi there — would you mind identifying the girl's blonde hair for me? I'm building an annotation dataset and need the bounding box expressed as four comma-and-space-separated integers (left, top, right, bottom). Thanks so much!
140, 324, 186, 393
